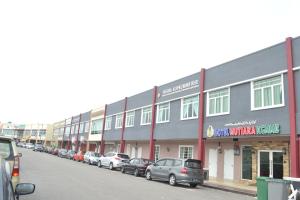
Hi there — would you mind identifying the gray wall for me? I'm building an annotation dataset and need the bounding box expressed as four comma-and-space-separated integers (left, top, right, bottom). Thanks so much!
295, 70, 300, 134
124, 109, 152, 141
204, 75, 290, 138
293, 37, 300, 67
127, 89, 153, 110
205, 42, 286, 90
154, 99, 199, 140
103, 114, 122, 141
106, 99, 125, 116
81, 111, 91, 122
157, 72, 200, 103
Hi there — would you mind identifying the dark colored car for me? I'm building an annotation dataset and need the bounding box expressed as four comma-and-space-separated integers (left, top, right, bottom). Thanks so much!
33, 144, 44, 152
145, 158, 204, 188
66, 150, 76, 160
121, 158, 154, 176
58, 149, 68, 158
0, 157, 35, 200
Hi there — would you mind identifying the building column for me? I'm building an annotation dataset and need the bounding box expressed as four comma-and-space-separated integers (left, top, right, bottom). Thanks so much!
75, 114, 82, 152
100, 105, 107, 155
149, 86, 158, 160
286, 37, 299, 177
120, 98, 128, 153
198, 68, 205, 162
61, 119, 67, 149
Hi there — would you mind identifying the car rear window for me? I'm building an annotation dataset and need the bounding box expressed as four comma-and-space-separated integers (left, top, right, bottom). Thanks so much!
184, 160, 202, 169
117, 154, 129, 159
0, 140, 13, 160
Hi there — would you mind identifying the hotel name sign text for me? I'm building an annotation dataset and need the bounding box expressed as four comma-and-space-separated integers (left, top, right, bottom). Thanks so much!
160, 80, 199, 97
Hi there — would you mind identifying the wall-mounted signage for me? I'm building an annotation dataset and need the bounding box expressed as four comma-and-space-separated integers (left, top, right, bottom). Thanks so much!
161, 80, 199, 97
224, 120, 257, 127
207, 123, 280, 138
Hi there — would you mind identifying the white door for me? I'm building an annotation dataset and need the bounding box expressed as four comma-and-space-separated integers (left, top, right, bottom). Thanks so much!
224, 149, 234, 180
209, 149, 217, 178
126, 144, 131, 155
137, 147, 142, 158
131, 147, 136, 158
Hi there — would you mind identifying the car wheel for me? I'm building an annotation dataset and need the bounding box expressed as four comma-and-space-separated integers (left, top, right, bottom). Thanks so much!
88, 160, 92, 165
121, 167, 125, 173
169, 175, 176, 186
134, 168, 139, 177
97, 161, 102, 168
146, 171, 152, 180
189, 183, 197, 188
109, 163, 113, 170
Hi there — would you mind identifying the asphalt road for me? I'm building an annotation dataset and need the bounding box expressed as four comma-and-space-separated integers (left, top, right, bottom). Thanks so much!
19, 148, 255, 200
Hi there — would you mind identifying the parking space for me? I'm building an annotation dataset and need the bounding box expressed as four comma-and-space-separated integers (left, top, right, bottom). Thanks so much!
19, 148, 255, 200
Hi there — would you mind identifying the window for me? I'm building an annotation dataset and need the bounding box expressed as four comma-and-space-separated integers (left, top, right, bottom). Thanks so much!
74, 124, 79, 134
179, 145, 193, 159
141, 106, 152, 125
165, 159, 174, 166
84, 122, 90, 133
181, 95, 199, 119
207, 88, 230, 116
242, 146, 252, 180
79, 123, 84, 133
125, 111, 135, 127
156, 159, 166, 166
156, 103, 170, 123
115, 114, 123, 129
105, 116, 112, 130
91, 119, 103, 134
252, 75, 284, 110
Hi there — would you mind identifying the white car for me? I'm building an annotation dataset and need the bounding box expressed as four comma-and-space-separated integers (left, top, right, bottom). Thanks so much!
25, 143, 34, 149
83, 151, 100, 165
97, 152, 130, 170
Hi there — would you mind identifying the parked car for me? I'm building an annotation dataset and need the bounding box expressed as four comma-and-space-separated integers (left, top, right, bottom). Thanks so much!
84, 152, 101, 165
97, 152, 130, 170
33, 143, 44, 152
58, 149, 68, 158
145, 158, 204, 188
51, 148, 59, 155
16, 142, 26, 148
66, 150, 76, 160
121, 158, 154, 176
73, 151, 84, 162
0, 157, 35, 200
0, 136, 21, 190
25, 143, 34, 149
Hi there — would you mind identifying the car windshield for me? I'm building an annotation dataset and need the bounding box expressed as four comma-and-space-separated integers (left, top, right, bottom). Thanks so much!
0, 140, 13, 159
117, 154, 129, 159
184, 159, 202, 169
94, 153, 100, 157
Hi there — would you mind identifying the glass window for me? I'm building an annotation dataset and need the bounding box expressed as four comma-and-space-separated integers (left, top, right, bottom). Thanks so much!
84, 122, 90, 133
156, 159, 166, 166
79, 123, 84, 133
174, 160, 183, 166
165, 159, 174, 166
252, 76, 283, 110
125, 111, 135, 127
242, 146, 252, 180
154, 145, 160, 162
91, 119, 103, 134
179, 146, 193, 159
105, 116, 112, 130
207, 88, 230, 116
156, 103, 170, 123
141, 106, 152, 125
182, 95, 199, 119
115, 114, 123, 129
74, 124, 79, 134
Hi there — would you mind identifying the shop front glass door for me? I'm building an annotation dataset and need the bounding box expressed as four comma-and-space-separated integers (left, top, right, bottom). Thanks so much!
259, 150, 283, 178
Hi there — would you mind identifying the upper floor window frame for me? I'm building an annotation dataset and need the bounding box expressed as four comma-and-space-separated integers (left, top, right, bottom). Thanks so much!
105, 116, 112, 130
115, 114, 123, 129
206, 87, 230, 117
125, 111, 135, 127
181, 95, 199, 120
141, 106, 152, 125
251, 74, 285, 111
156, 102, 170, 123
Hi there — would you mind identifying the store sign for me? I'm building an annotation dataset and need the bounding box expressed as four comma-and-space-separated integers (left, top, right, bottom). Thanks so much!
207, 123, 280, 138
161, 80, 199, 97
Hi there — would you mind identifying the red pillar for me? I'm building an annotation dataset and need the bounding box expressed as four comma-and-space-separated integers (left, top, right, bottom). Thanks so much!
100, 105, 107, 155
198, 68, 205, 162
286, 37, 299, 177
120, 97, 128, 153
149, 86, 158, 160
75, 114, 82, 152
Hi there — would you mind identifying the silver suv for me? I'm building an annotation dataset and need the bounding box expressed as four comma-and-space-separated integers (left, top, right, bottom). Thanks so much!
84, 151, 100, 165
97, 152, 130, 170
145, 158, 204, 188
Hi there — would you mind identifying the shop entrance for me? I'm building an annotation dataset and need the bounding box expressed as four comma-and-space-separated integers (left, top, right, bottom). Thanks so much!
224, 149, 234, 180
209, 149, 217, 178
258, 150, 283, 179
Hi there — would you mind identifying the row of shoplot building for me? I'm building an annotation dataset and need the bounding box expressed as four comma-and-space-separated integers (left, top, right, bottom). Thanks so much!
2, 36, 300, 188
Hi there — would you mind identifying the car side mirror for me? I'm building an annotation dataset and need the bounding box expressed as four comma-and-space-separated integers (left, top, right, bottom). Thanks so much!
15, 183, 35, 196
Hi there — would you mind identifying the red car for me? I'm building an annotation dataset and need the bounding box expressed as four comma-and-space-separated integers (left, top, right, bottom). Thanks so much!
73, 151, 84, 162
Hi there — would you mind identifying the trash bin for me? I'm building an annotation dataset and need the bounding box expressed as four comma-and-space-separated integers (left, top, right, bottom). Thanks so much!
256, 177, 269, 200
266, 179, 290, 200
